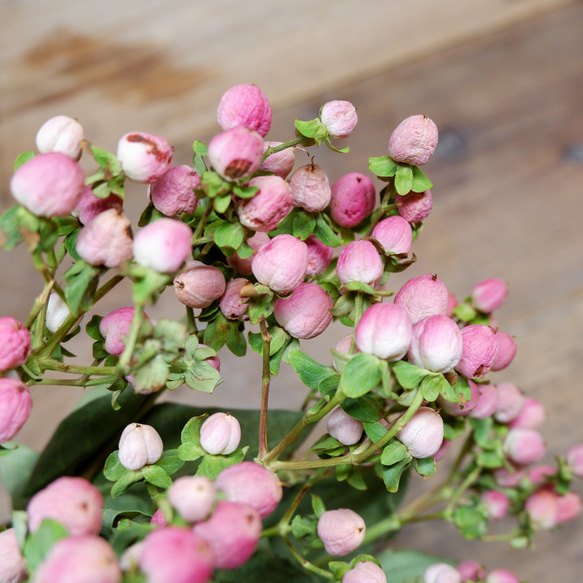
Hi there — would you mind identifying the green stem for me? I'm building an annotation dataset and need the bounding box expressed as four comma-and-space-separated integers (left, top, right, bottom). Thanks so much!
258, 319, 272, 459
29, 375, 118, 387
263, 137, 310, 159
283, 537, 334, 580
192, 205, 213, 241
445, 466, 482, 518
39, 359, 118, 376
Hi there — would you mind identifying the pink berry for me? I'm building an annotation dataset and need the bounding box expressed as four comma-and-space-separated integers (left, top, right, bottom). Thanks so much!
330, 172, 376, 228
457, 560, 486, 583
438, 379, 479, 417
36, 115, 84, 159
372, 215, 413, 255
397, 406, 444, 459
343, 561, 387, 583
337, 240, 383, 287
471, 278, 509, 313
74, 185, 123, 225
149, 165, 201, 217
217, 84, 272, 137
525, 489, 559, 529
566, 443, 583, 478
117, 132, 173, 183
118, 423, 164, 470
289, 163, 331, 213
423, 563, 461, 583
150, 508, 168, 528
259, 141, 296, 179
305, 235, 334, 277
493, 383, 525, 424
99, 307, 148, 357
219, 278, 251, 321
481, 490, 510, 520
208, 126, 264, 181
0, 377, 32, 443
556, 490, 582, 523
504, 428, 545, 466
527, 464, 555, 485
173, 260, 226, 309
468, 383, 498, 419
485, 569, 520, 583
200, 412, 241, 455
327, 407, 364, 446
456, 325, 500, 379
0, 528, 27, 583
320, 100, 358, 139
317, 508, 366, 556
395, 190, 433, 223
0, 317, 31, 371
168, 475, 216, 523
393, 274, 449, 325
388, 115, 438, 166
490, 330, 517, 372
446, 292, 458, 317
227, 231, 270, 276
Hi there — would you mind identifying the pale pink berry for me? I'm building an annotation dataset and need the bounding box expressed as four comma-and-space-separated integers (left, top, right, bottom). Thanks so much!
118, 422, 164, 470
193, 500, 262, 570
10, 152, 85, 217
150, 508, 168, 527
36, 115, 84, 159
227, 231, 270, 275
438, 379, 479, 417
508, 397, 545, 430
337, 240, 383, 286
566, 443, 583, 477
388, 115, 438, 166
485, 569, 520, 583
490, 330, 517, 372
219, 278, 251, 320
330, 172, 376, 228
494, 466, 525, 488
0, 528, 27, 583
168, 475, 216, 523
493, 383, 525, 424
423, 563, 461, 583
100, 307, 148, 357
527, 464, 555, 485
273, 282, 333, 339
236, 175, 293, 231
355, 303, 413, 361
395, 190, 433, 223
259, 141, 296, 179
133, 218, 193, 273
215, 461, 282, 518
556, 490, 582, 523
34, 535, 121, 583
469, 383, 498, 419
471, 278, 508, 313
305, 235, 334, 277
317, 508, 366, 556
174, 260, 226, 309
117, 132, 173, 183
217, 84, 272, 137
393, 274, 449, 325
446, 293, 458, 317
482, 490, 510, 520
149, 165, 201, 216
320, 100, 358, 139
327, 407, 364, 446
27, 476, 103, 536
139, 527, 215, 583
200, 412, 241, 455
343, 561, 387, 583
0, 377, 32, 443
456, 325, 500, 379
208, 126, 264, 181
251, 234, 308, 294
525, 489, 559, 529
73, 185, 123, 225
76, 208, 133, 268
504, 428, 545, 466
397, 406, 444, 459
372, 215, 413, 255
457, 560, 486, 583
0, 317, 31, 371
289, 163, 331, 212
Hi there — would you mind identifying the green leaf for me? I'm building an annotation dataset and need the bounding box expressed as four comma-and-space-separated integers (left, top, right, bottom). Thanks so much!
232, 184, 259, 199
413, 456, 436, 477
0, 443, 40, 510
103, 451, 126, 481
342, 395, 382, 422
411, 165, 433, 192
14, 151, 35, 171
214, 221, 245, 254
381, 441, 409, 466
368, 155, 399, 177
202, 171, 232, 199
394, 164, 414, 195
339, 353, 382, 398
376, 549, 457, 583
23, 518, 69, 571
318, 374, 340, 399
392, 361, 430, 390
248, 293, 276, 325
295, 118, 328, 144
363, 420, 388, 442
91, 145, 122, 175
293, 212, 316, 240
288, 350, 337, 391
111, 470, 144, 498
203, 312, 232, 351
155, 450, 185, 476
63, 260, 100, 316
0, 206, 25, 249
142, 464, 172, 489
197, 448, 246, 481
420, 373, 449, 402
313, 213, 343, 247
453, 505, 488, 539
382, 458, 411, 493
311, 494, 327, 518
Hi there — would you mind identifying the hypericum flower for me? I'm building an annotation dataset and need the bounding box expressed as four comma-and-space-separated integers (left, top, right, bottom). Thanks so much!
393, 274, 449, 325
117, 131, 173, 183
395, 189, 433, 223
168, 475, 216, 523
305, 235, 334, 277
118, 423, 164, 470
327, 407, 364, 446
330, 172, 376, 227
208, 126, 264, 181
490, 330, 517, 371
456, 325, 500, 379
149, 165, 201, 216
217, 84, 272, 137
396, 406, 444, 459
504, 428, 545, 466
336, 240, 383, 286
317, 508, 366, 556
0, 377, 32, 443
199, 412, 241, 455
320, 100, 358, 139
227, 231, 270, 276
471, 278, 509, 313
482, 490, 510, 520
0, 317, 31, 371
372, 215, 413, 255
173, 260, 226, 309
219, 278, 251, 321
0, 528, 27, 583
259, 141, 296, 179
342, 561, 387, 583
494, 383, 526, 424
388, 115, 438, 166
73, 185, 123, 225
423, 563, 461, 583
289, 163, 331, 212
36, 115, 84, 159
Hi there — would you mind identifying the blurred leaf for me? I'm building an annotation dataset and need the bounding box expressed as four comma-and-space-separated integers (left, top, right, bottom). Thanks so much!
23, 518, 68, 572
14, 151, 35, 171
376, 549, 456, 583
0, 443, 40, 510
63, 260, 100, 316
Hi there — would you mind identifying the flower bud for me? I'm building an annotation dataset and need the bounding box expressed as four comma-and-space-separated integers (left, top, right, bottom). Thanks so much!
259, 141, 296, 179
117, 132, 173, 183
457, 560, 486, 583
372, 215, 413, 255
556, 490, 582, 523
199, 343, 221, 372
337, 240, 383, 286
388, 115, 438, 166
150, 508, 168, 528
168, 475, 216, 523
503, 428, 545, 466
317, 508, 366, 556
46, 292, 70, 333
320, 100, 358, 139
393, 274, 449, 325
423, 563, 461, 583
133, 218, 193, 273
0, 317, 31, 371
200, 412, 241, 455
149, 165, 201, 216
468, 383, 498, 419
73, 185, 123, 225
493, 383, 525, 424
215, 461, 282, 518
438, 379, 479, 417
490, 330, 517, 372
76, 208, 133, 268
330, 172, 376, 228
456, 325, 499, 379
193, 500, 261, 570
99, 307, 149, 357
227, 231, 270, 275
494, 466, 525, 488
0, 528, 27, 583
525, 489, 559, 529
118, 422, 164, 470
251, 234, 308, 294
408, 315, 463, 373
327, 407, 364, 446
36, 115, 84, 159
485, 569, 520, 583
208, 126, 264, 181
397, 406, 444, 459
0, 378, 32, 443
343, 561, 387, 583
566, 443, 583, 478
219, 278, 251, 320
174, 260, 226, 309
217, 84, 272, 137
274, 282, 333, 339
305, 235, 334, 277
395, 189, 433, 223
471, 278, 509, 313
481, 490, 510, 520
355, 303, 413, 361
10, 152, 85, 217
27, 476, 103, 536
527, 464, 555, 485
289, 163, 331, 212
236, 175, 293, 231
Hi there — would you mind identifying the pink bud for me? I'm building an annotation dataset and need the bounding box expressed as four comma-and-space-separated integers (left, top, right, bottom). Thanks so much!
317, 508, 366, 556
525, 489, 559, 529
343, 561, 387, 583
259, 141, 296, 179
10, 152, 85, 217
133, 218, 193, 273
99, 307, 148, 357
556, 490, 582, 523
508, 396, 545, 430
408, 315, 463, 373
118, 422, 164, 470
388, 115, 438, 166
200, 344, 221, 372
485, 569, 520, 583
27, 476, 103, 536
168, 475, 216, 523
36, 115, 84, 159
337, 240, 383, 286
215, 461, 282, 518
305, 235, 334, 277
0, 528, 27, 583
200, 412, 241, 455
423, 563, 461, 583
150, 508, 168, 527
174, 260, 226, 309
217, 84, 272, 137
330, 172, 376, 228
527, 464, 555, 485
236, 175, 293, 231
493, 383, 525, 423
456, 325, 500, 379
395, 190, 433, 223
149, 165, 201, 216
490, 330, 517, 372
372, 215, 413, 255
494, 466, 525, 488
251, 234, 308, 294
227, 231, 270, 276
117, 132, 173, 183
0, 378, 32, 443
274, 282, 333, 339
320, 100, 358, 139
457, 560, 486, 583
193, 500, 261, 570
397, 406, 444, 458
219, 278, 251, 320
0, 317, 31, 371
76, 208, 133, 268
566, 443, 583, 477
208, 126, 264, 181
469, 383, 498, 419
327, 407, 364, 446
504, 428, 545, 466
139, 527, 215, 583
34, 536, 121, 583
73, 185, 123, 225
289, 163, 331, 212
481, 490, 510, 520
393, 274, 449, 325
439, 379, 479, 417
355, 303, 413, 361
446, 293, 458, 317
471, 278, 509, 313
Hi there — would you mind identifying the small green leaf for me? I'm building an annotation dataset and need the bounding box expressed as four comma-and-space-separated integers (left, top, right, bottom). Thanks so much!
420, 374, 449, 402
342, 395, 382, 422
394, 164, 414, 195
142, 464, 172, 489
197, 448, 246, 481
289, 350, 337, 391
232, 185, 259, 199
0, 206, 25, 250
413, 456, 436, 477
381, 441, 409, 466
14, 151, 35, 171
293, 212, 316, 240
411, 165, 433, 192
23, 518, 68, 571
363, 420, 388, 442
313, 213, 343, 247
311, 494, 327, 518
103, 451, 126, 481
393, 361, 430, 390
368, 155, 399, 177
63, 260, 100, 316
339, 353, 383, 398
295, 118, 328, 144
382, 458, 411, 493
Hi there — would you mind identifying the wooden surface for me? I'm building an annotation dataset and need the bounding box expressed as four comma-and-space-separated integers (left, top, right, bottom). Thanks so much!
2, 0, 583, 580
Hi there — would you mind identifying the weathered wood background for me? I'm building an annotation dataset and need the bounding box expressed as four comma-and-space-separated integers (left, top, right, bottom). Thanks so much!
2, 0, 583, 580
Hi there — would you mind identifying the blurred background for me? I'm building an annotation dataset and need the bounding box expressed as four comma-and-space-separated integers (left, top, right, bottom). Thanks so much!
2, 0, 583, 579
